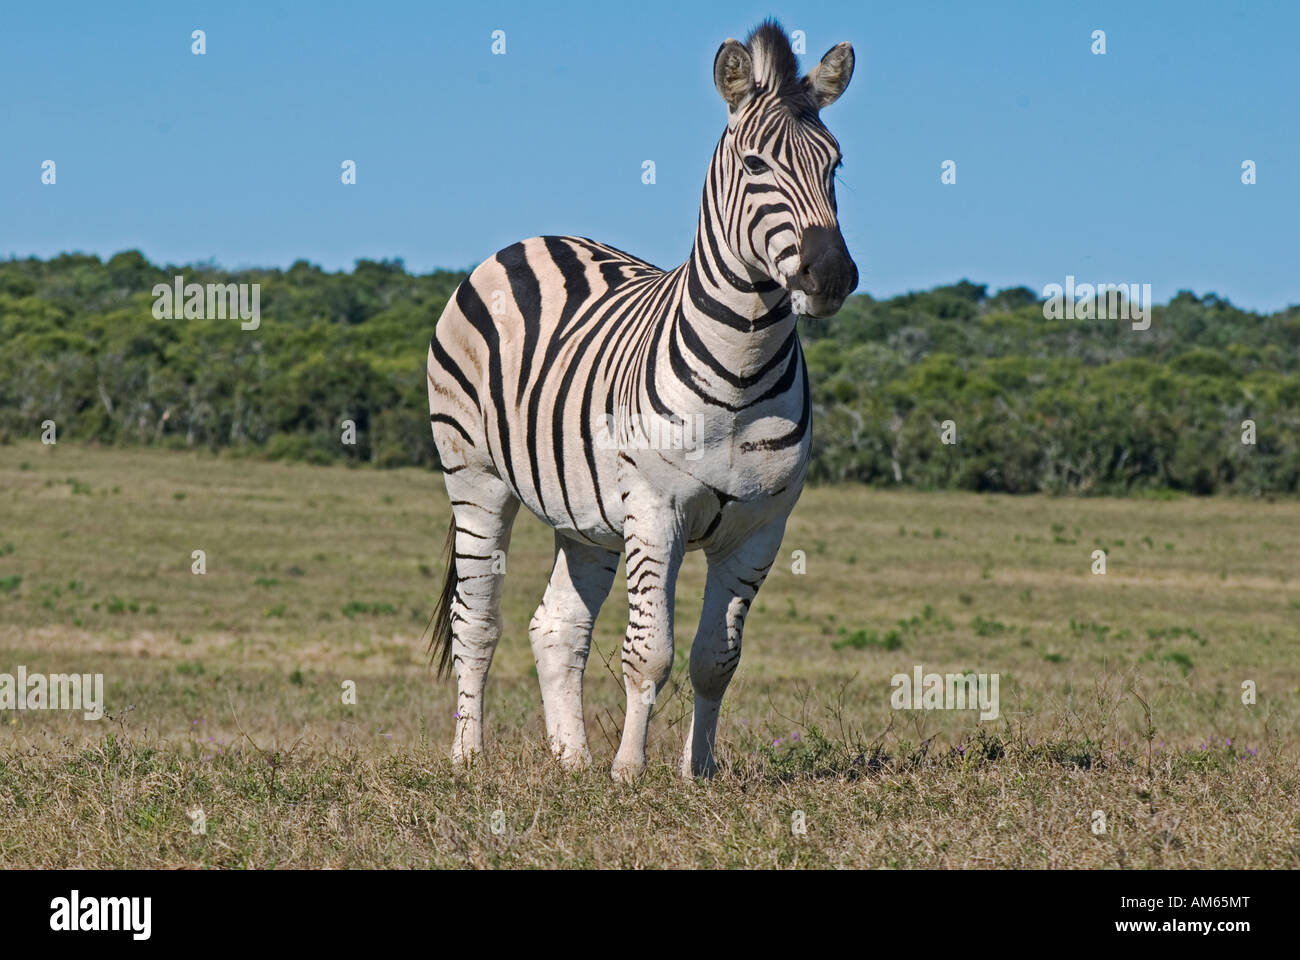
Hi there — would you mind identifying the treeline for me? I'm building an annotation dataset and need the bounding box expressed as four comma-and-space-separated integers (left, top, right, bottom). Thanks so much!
0, 251, 461, 469
804, 282, 1299, 493
1, 252, 1297, 494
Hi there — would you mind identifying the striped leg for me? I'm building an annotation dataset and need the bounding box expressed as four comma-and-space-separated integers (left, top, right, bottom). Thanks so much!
444, 469, 519, 765
529, 534, 619, 771
681, 517, 786, 778
611, 482, 685, 782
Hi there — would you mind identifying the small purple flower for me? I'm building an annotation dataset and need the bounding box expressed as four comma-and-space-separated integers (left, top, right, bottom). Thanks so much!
1226, 737, 1232, 746
453, 712, 461, 720
792, 732, 800, 742
773, 739, 781, 747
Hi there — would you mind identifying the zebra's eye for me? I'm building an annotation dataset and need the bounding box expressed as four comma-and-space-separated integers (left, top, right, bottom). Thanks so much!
742, 155, 769, 175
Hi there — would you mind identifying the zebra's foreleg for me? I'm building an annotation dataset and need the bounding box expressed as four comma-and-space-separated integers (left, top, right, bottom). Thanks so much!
443, 470, 520, 766
681, 518, 787, 778
611, 482, 685, 783
529, 533, 619, 771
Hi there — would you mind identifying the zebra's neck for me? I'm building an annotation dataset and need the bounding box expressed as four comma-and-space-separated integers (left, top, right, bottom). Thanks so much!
664, 153, 800, 399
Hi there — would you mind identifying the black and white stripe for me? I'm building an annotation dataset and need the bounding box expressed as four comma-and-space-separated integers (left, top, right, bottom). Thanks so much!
426, 20, 857, 780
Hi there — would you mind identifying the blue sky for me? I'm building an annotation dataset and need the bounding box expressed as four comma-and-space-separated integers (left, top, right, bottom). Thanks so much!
3, 0, 1296, 310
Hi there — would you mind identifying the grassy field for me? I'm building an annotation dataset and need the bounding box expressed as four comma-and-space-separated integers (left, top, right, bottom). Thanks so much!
0, 442, 1297, 868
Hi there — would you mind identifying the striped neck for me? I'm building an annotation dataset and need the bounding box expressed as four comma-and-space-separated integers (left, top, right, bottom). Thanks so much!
668, 144, 799, 390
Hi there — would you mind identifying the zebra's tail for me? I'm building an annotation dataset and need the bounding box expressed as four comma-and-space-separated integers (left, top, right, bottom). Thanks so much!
429, 515, 458, 679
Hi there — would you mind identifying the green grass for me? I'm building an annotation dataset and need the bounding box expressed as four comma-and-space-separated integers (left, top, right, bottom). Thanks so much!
0, 442, 1298, 868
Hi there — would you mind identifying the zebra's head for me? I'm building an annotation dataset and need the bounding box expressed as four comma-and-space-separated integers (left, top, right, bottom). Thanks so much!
712, 21, 858, 319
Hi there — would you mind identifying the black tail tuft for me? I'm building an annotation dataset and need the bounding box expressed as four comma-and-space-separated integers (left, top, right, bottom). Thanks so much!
429, 515, 458, 679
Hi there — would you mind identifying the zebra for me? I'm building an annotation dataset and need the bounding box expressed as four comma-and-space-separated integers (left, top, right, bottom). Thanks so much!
426, 19, 857, 781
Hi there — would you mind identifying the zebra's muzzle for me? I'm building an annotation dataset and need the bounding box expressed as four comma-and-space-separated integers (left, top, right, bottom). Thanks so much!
790, 225, 858, 317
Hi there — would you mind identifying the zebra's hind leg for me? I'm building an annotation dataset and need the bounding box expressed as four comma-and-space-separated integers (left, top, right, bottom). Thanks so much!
681, 517, 787, 778
440, 469, 520, 766
529, 533, 619, 771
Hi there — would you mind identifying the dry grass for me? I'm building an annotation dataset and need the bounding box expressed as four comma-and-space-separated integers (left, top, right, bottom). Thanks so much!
1, 442, 1297, 868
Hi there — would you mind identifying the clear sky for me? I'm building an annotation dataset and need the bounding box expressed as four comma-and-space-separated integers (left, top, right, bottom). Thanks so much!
3, 0, 1296, 311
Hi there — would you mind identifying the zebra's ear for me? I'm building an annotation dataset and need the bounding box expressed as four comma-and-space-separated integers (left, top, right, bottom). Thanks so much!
803, 42, 854, 109
713, 38, 755, 111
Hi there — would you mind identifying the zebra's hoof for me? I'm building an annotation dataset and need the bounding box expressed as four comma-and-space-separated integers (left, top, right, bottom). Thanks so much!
450, 751, 480, 770
610, 757, 645, 783
679, 752, 717, 779
554, 745, 592, 772
450, 735, 483, 769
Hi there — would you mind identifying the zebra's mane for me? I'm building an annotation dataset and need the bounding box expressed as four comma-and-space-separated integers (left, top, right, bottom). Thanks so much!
745, 18, 815, 113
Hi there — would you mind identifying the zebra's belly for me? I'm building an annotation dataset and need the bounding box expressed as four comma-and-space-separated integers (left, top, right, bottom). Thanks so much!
511, 438, 625, 550
517, 415, 809, 557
